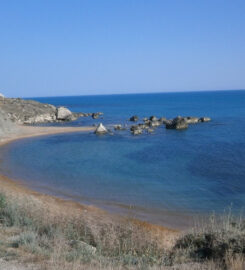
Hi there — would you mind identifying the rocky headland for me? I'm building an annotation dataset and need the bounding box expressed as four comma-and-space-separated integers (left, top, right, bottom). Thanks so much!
0, 96, 104, 125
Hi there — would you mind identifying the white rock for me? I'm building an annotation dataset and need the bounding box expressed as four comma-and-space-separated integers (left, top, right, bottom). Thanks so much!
56, 107, 72, 120
95, 123, 108, 134
23, 113, 56, 124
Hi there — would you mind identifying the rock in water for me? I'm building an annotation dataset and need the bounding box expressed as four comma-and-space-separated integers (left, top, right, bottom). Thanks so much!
166, 116, 188, 130
150, 120, 161, 127
131, 129, 143, 135
149, 116, 158, 121
199, 117, 211, 122
114, 124, 126, 131
184, 116, 199, 124
95, 123, 108, 134
129, 115, 139, 122
92, 112, 103, 119
56, 107, 73, 120
159, 117, 168, 124
130, 125, 143, 135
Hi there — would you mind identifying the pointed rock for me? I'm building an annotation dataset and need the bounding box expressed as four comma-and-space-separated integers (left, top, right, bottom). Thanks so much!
95, 123, 108, 134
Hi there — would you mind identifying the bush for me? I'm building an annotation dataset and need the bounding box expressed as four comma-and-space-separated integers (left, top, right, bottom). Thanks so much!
171, 213, 245, 268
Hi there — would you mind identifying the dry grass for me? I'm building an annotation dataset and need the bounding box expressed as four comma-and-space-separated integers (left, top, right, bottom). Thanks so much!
0, 191, 244, 270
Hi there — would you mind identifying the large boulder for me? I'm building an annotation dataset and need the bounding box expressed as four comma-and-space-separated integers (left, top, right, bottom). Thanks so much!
95, 123, 108, 135
56, 107, 72, 120
166, 116, 188, 130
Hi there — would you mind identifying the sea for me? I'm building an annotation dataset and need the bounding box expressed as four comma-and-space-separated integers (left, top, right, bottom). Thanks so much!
1, 90, 245, 228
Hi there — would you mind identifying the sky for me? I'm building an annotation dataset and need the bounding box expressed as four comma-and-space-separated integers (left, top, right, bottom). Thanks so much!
0, 0, 244, 97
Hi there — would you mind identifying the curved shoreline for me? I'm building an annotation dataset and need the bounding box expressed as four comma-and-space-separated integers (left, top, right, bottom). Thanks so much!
0, 125, 95, 146
0, 125, 179, 246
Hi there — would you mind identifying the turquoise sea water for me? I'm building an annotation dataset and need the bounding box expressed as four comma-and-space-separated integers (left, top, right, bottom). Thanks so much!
1, 91, 245, 226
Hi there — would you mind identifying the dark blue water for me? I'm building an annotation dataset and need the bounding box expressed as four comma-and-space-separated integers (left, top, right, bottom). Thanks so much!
1, 91, 245, 224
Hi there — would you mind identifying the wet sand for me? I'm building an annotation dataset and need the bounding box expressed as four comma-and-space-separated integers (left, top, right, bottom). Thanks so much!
0, 125, 179, 247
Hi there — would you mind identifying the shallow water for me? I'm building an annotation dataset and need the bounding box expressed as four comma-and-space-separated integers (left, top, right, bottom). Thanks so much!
1, 91, 245, 226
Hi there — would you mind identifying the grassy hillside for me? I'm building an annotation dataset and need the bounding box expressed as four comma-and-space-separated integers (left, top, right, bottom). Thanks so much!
0, 190, 244, 270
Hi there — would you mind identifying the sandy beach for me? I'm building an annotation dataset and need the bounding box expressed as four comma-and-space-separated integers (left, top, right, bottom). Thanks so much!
0, 125, 95, 146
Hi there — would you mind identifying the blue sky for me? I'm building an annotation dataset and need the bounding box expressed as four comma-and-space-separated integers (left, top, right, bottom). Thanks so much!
0, 0, 244, 97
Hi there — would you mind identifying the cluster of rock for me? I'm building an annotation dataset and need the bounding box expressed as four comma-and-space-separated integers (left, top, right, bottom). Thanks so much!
0, 97, 103, 125
129, 115, 211, 135
94, 115, 211, 136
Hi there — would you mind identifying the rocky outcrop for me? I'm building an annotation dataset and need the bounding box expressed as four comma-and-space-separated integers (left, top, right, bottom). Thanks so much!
0, 97, 94, 125
0, 109, 18, 137
166, 116, 188, 130
94, 123, 108, 134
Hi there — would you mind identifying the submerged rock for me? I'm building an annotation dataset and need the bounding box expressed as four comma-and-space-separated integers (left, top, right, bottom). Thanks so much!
166, 116, 188, 130
114, 124, 126, 131
147, 128, 154, 133
95, 123, 108, 134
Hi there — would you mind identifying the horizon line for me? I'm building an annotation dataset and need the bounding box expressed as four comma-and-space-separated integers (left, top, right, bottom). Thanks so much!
9, 88, 245, 99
